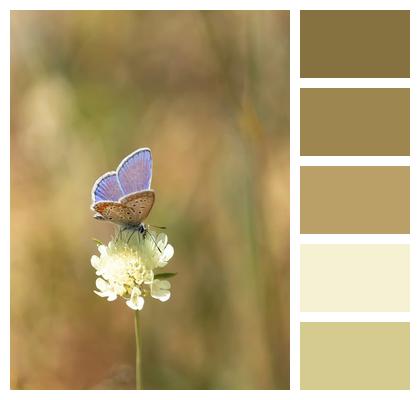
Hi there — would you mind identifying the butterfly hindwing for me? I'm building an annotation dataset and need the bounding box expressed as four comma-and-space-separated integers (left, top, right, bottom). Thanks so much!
91, 172, 123, 203
92, 201, 138, 226
117, 148, 152, 195
119, 190, 155, 223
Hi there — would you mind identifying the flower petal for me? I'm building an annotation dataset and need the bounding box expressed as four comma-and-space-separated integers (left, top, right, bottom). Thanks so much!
160, 280, 171, 290
95, 278, 109, 292
151, 279, 171, 302
98, 245, 108, 256
94, 290, 109, 298
126, 287, 145, 310
94, 278, 117, 301
90, 255, 100, 269
106, 292, 118, 301
153, 291, 171, 302
157, 233, 168, 249
158, 244, 174, 267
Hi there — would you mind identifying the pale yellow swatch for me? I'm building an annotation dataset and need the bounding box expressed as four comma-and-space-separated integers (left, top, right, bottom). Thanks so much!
301, 244, 409, 312
301, 322, 410, 390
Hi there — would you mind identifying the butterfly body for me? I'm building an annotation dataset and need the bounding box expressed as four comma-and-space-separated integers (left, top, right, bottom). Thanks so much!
91, 148, 155, 228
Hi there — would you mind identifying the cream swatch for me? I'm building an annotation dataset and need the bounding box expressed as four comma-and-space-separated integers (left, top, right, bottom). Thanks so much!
301, 244, 409, 312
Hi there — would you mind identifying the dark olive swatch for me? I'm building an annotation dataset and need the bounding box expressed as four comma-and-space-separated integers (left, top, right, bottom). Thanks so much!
301, 11, 410, 78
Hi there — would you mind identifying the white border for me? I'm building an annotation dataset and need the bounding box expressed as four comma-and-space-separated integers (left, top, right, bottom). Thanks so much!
3, 0, 419, 399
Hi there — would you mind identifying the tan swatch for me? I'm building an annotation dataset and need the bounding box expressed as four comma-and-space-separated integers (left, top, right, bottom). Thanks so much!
301, 89, 410, 156
301, 322, 410, 389
301, 11, 410, 78
301, 245, 410, 312
300, 167, 410, 234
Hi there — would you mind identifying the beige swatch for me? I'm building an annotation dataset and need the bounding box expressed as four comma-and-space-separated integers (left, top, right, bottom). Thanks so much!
300, 89, 410, 156
301, 11, 410, 78
300, 167, 410, 234
301, 322, 410, 389
301, 245, 409, 312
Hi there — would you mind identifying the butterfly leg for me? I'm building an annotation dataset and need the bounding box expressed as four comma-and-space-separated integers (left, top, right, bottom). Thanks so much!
116, 226, 127, 242
127, 228, 136, 244
136, 229, 143, 247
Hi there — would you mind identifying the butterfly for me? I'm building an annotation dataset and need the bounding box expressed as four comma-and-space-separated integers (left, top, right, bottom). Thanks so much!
91, 148, 155, 230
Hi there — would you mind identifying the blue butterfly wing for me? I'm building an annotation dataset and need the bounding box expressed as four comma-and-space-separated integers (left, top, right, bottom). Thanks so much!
116, 148, 152, 195
91, 172, 124, 203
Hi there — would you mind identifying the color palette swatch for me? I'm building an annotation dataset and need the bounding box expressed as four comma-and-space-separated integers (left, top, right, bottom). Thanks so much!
300, 166, 410, 234
299, 9, 410, 390
300, 323, 410, 389
300, 89, 410, 156
301, 245, 409, 312
300, 10, 410, 78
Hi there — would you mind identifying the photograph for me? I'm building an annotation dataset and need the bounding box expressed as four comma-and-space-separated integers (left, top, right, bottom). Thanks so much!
11, 10, 290, 389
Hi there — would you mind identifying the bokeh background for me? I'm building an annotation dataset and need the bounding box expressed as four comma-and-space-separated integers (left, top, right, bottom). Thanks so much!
11, 11, 290, 389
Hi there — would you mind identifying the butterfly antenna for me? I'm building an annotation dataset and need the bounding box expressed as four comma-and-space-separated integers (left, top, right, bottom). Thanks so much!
149, 224, 167, 230
146, 230, 162, 253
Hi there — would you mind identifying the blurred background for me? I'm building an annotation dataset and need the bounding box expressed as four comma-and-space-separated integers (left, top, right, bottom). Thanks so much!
11, 11, 289, 389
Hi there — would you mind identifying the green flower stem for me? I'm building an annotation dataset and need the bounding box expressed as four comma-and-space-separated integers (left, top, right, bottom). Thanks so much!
134, 310, 142, 389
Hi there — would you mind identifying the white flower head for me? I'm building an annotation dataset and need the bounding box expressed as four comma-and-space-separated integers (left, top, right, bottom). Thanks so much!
91, 229, 174, 310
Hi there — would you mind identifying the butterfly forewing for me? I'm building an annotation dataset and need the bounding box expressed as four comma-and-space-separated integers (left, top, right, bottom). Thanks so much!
117, 148, 152, 195
119, 190, 155, 223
